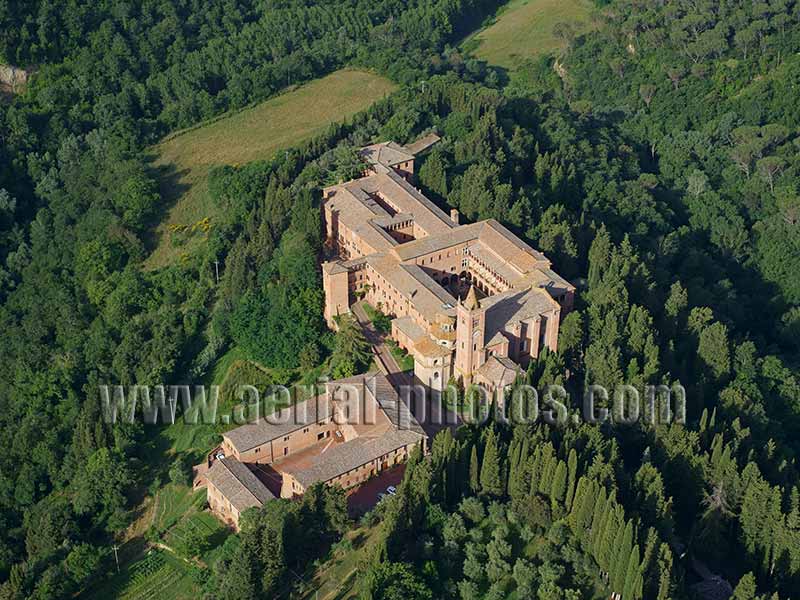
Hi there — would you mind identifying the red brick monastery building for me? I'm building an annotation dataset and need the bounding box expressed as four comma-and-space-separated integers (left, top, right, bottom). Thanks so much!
322, 138, 575, 392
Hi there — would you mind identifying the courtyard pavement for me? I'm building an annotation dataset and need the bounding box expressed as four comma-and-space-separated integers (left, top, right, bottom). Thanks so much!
346, 463, 406, 515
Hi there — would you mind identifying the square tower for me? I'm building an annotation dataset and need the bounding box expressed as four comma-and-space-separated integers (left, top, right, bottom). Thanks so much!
454, 286, 486, 384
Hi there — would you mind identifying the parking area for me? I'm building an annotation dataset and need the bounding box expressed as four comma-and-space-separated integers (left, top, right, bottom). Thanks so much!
347, 463, 406, 515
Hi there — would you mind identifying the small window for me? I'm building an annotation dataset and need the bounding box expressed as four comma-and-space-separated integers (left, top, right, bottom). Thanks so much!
283, 435, 290, 442
255, 448, 260, 453
283, 447, 288, 456
317, 432, 325, 441
303, 427, 309, 433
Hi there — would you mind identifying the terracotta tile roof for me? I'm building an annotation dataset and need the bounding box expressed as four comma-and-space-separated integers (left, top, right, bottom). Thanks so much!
206, 457, 274, 512
276, 374, 426, 488
478, 219, 550, 271
393, 316, 451, 358
482, 287, 561, 342
486, 331, 509, 348
464, 285, 480, 309
223, 397, 333, 453
328, 373, 427, 436
413, 337, 453, 358
372, 373, 427, 435
364, 254, 457, 324
390, 221, 484, 261
475, 356, 520, 389
360, 141, 414, 168
285, 428, 425, 488
339, 171, 453, 237
403, 133, 441, 155
393, 315, 426, 342
538, 267, 576, 295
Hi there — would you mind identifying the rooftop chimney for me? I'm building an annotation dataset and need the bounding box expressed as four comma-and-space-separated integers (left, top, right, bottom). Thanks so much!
450, 208, 460, 225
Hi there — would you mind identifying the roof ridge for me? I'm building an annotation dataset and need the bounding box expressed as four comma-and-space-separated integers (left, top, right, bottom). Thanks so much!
220, 458, 267, 503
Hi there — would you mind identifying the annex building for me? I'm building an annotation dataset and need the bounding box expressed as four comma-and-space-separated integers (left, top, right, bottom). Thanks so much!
322, 138, 575, 392
199, 373, 426, 529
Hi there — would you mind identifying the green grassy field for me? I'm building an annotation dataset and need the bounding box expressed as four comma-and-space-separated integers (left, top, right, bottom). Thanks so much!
145, 69, 397, 268
151, 484, 206, 534
466, 0, 595, 70
161, 346, 302, 458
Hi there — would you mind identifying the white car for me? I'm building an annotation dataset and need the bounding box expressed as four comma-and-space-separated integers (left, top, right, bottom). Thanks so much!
386, 485, 397, 495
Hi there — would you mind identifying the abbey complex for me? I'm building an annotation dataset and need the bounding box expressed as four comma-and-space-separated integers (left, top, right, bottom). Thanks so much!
322, 138, 575, 392
197, 137, 575, 529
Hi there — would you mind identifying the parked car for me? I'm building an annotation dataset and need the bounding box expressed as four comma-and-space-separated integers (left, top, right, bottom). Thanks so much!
377, 492, 387, 501
386, 485, 397, 495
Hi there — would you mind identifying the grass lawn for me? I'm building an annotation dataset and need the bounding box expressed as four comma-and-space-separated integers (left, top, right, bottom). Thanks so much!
145, 69, 397, 269
160, 345, 314, 461
388, 341, 415, 372
465, 0, 595, 70
163, 507, 229, 563
151, 484, 206, 534
362, 302, 392, 335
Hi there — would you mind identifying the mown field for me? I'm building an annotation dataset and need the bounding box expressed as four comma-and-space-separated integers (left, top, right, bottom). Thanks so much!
466, 0, 595, 70
145, 69, 397, 268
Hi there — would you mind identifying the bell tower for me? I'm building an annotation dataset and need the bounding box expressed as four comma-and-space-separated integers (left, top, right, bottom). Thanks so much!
455, 286, 486, 384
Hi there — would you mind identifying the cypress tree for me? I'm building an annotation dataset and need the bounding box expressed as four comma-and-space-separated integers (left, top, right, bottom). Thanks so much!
656, 543, 673, 600
565, 448, 578, 510
568, 477, 586, 529
509, 445, 530, 504
520, 437, 530, 464
732, 572, 756, 600
569, 477, 594, 538
528, 448, 542, 493
550, 460, 568, 505
507, 439, 521, 496
597, 505, 622, 573
709, 433, 723, 469
508, 439, 519, 471
588, 487, 609, 553
610, 520, 633, 593
537, 445, 556, 496
430, 429, 452, 505
621, 544, 641, 600
479, 428, 504, 497
588, 224, 611, 289
469, 444, 480, 495
639, 528, 659, 598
